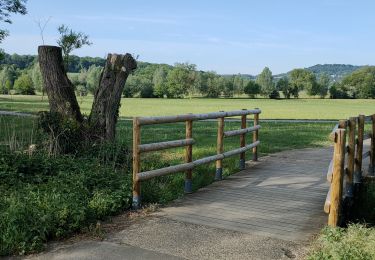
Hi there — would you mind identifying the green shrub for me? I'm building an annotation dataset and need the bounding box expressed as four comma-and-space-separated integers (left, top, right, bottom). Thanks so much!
13, 74, 35, 95
0, 150, 131, 256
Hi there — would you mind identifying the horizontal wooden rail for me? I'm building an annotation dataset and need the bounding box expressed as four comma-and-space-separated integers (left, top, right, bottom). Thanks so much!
132, 109, 262, 208
137, 141, 260, 181
224, 125, 261, 138
137, 109, 261, 125
139, 139, 195, 153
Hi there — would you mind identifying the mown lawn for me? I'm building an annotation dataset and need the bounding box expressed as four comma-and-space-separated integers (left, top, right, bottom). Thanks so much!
1, 94, 375, 119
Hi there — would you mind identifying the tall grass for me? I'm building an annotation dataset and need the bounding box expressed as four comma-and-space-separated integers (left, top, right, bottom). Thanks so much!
0, 115, 39, 152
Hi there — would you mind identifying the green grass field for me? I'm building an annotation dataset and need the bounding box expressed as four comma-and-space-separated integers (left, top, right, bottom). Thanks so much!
1, 95, 375, 119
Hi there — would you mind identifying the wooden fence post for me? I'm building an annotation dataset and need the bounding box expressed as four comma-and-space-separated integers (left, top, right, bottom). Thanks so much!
328, 129, 346, 227
216, 115, 225, 180
239, 109, 247, 170
185, 120, 193, 193
132, 117, 141, 209
354, 115, 365, 185
253, 109, 259, 161
346, 117, 356, 198
370, 114, 375, 176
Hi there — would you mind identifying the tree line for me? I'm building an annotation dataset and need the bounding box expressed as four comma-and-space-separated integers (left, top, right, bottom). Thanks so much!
1, 53, 375, 99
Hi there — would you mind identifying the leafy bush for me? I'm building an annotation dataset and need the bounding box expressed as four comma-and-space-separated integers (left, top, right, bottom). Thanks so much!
13, 73, 35, 95
140, 84, 155, 98
0, 150, 132, 256
329, 83, 350, 99
268, 90, 280, 99
308, 224, 375, 260
244, 80, 261, 98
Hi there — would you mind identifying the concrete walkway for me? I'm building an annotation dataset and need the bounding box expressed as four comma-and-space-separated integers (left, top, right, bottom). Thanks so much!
26, 147, 331, 260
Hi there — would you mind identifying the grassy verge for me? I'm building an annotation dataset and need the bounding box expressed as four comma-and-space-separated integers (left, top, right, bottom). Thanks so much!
308, 178, 375, 259
0, 115, 334, 255
1, 94, 375, 119
308, 224, 375, 259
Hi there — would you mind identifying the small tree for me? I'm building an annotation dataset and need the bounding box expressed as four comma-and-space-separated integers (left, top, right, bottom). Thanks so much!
233, 74, 244, 97
276, 77, 296, 99
289, 69, 317, 97
29, 62, 43, 93
0, 64, 18, 94
244, 80, 260, 98
153, 66, 168, 97
13, 73, 35, 95
57, 25, 92, 69
140, 81, 155, 98
5, 79, 12, 93
317, 73, 330, 98
166, 63, 196, 98
256, 67, 275, 97
222, 77, 234, 97
85, 65, 102, 94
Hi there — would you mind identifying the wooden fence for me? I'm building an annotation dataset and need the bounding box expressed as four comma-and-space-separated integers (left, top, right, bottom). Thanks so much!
324, 114, 375, 226
132, 109, 261, 208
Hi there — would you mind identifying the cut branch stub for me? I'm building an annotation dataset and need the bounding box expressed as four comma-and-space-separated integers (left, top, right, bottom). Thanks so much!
38, 45, 83, 122
90, 53, 137, 140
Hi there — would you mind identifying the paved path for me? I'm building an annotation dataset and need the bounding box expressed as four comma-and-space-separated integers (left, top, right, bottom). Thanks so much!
27, 147, 331, 260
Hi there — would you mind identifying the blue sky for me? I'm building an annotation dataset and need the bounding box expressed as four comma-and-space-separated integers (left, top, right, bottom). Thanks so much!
2, 0, 375, 74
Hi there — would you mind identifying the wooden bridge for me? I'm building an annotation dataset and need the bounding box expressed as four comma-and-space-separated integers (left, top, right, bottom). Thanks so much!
132, 110, 375, 241
162, 147, 330, 241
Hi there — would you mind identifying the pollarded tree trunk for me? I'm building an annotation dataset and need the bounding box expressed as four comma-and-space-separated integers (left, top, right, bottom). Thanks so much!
38, 45, 137, 144
38, 46, 83, 122
90, 54, 137, 140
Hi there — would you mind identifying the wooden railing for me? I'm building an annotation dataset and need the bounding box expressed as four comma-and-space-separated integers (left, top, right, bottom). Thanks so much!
324, 114, 375, 226
132, 109, 261, 208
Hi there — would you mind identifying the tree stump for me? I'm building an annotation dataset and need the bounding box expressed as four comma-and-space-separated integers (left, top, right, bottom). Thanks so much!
38, 45, 137, 144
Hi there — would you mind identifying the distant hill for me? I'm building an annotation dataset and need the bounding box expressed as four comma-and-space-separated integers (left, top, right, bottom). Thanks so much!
275, 64, 366, 81
306, 64, 363, 79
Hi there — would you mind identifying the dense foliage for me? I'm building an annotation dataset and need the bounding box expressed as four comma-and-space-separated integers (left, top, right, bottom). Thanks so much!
0, 149, 132, 255
340, 67, 375, 99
